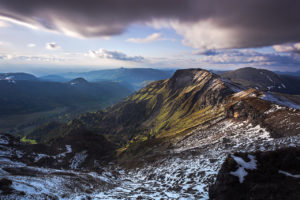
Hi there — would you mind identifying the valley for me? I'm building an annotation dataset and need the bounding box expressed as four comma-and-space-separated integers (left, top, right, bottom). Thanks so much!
0, 68, 173, 137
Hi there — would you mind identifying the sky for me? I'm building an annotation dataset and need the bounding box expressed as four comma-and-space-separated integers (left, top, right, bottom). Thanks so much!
0, 0, 300, 75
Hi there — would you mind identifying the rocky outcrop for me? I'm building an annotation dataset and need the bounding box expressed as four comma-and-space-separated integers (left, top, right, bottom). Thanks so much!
209, 148, 300, 200
0, 132, 115, 170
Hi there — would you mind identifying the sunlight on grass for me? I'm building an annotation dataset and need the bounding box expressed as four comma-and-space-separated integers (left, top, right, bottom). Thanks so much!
20, 136, 37, 144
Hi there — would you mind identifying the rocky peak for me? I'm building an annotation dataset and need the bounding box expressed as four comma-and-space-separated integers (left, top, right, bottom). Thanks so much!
167, 68, 218, 90
221, 67, 288, 92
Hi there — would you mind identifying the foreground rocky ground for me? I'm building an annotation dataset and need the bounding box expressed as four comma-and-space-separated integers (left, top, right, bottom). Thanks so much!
1, 115, 299, 199
210, 148, 300, 200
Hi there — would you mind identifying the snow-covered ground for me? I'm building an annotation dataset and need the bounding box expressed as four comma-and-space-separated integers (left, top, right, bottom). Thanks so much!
261, 92, 300, 110
1, 118, 299, 200
83, 119, 299, 199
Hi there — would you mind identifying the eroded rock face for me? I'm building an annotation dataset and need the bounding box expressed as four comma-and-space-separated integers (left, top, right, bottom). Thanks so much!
209, 148, 300, 200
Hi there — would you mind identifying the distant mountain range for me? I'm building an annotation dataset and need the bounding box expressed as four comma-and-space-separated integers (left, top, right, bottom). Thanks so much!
0, 68, 177, 117
221, 67, 300, 94
210, 69, 300, 77
0, 77, 131, 116
40, 68, 175, 90
0, 75, 132, 135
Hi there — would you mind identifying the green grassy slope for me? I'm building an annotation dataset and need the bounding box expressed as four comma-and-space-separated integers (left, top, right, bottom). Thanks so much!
28, 69, 234, 155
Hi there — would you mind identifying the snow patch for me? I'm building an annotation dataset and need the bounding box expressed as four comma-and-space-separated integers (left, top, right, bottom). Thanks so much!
15, 150, 23, 159
4, 76, 14, 80
70, 150, 87, 169
230, 154, 257, 183
34, 145, 72, 162
261, 93, 300, 110
221, 78, 243, 92
53, 145, 72, 159
230, 167, 248, 183
34, 154, 49, 163
267, 86, 275, 90
266, 75, 273, 83
65, 145, 72, 153
231, 155, 257, 170
0, 138, 9, 145
265, 104, 285, 114
278, 170, 300, 178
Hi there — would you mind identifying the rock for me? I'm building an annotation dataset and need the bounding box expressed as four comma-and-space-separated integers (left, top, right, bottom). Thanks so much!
209, 147, 300, 200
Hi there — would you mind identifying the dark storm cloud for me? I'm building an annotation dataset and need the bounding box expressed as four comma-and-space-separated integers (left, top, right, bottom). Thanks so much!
0, 0, 300, 49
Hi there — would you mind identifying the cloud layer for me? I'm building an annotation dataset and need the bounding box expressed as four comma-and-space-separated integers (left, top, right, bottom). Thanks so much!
127, 33, 163, 43
196, 49, 300, 69
87, 49, 144, 62
0, 0, 300, 50
273, 43, 300, 54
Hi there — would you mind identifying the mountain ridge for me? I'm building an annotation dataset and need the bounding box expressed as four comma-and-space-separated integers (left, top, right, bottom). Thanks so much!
25, 68, 300, 167
43, 68, 175, 90
0, 72, 38, 82
221, 67, 300, 94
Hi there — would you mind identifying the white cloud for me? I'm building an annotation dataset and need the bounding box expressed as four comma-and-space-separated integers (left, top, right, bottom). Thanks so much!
148, 19, 243, 51
46, 42, 61, 50
87, 48, 144, 62
0, 53, 66, 63
127, 33, 164, 43
27, 43, 36, 48
0, 54, 13, 60
0, 16, 38, 30
273, 43, 300, 53
294, 43, 300, 50
5, 54, 13, 60
273, 44, 294, 53
169, 19, 239, 51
